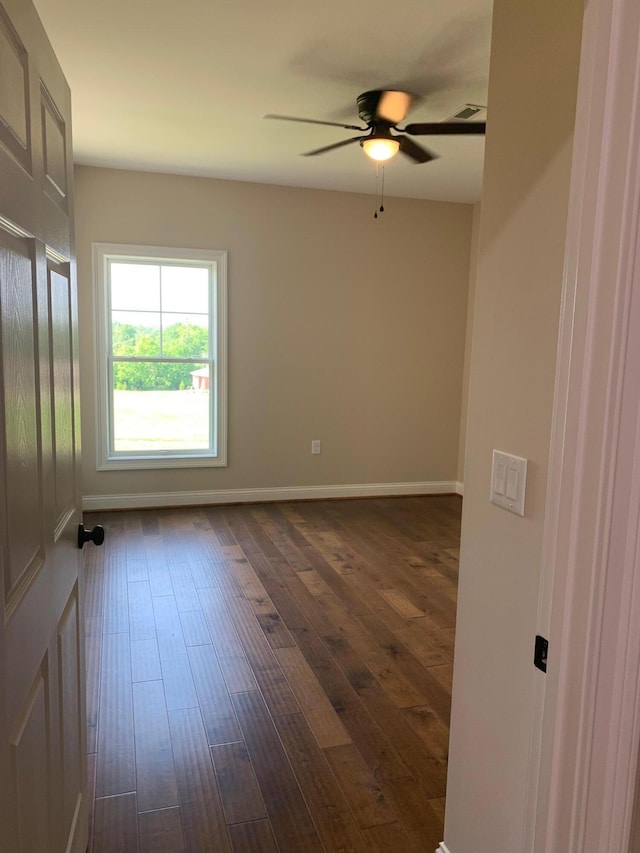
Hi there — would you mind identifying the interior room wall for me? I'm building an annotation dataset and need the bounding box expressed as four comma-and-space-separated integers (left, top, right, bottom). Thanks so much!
443, 0, 584, 850
456, 201, 481, 488
74, 166, 474, 507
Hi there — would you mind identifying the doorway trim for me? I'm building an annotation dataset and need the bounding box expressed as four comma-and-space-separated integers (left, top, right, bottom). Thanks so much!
530, 0, 640, 848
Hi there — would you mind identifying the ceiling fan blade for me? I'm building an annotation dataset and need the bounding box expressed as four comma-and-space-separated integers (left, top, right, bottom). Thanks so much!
376, 91, 414, 125
264, 114, 365, 131
398, 135, 437, 164
402, 121, 487, 136
302, 136, 364, 157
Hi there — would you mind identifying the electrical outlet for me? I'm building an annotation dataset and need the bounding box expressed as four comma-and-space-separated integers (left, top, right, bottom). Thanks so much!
311, 440, 321, 455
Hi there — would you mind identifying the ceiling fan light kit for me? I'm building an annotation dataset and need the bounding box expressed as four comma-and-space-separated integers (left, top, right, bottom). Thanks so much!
361, 135, 400, 161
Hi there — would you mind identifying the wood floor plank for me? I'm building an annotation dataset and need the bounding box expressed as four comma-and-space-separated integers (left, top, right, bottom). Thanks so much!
197, 535, 244, 598
139, 510, 161, 537
168, 707, 231, 852
380, 775, 444, 851
297, 568, 334, 597
285, 522, 362, 576
86, 617, 103, 755
232, 690, 323, 852
378, 587, 425, 619
187, 644, 242, 745
185, 549, 220, 590
356, 683, 448, 799
227, 819, 278, 853
229, 552, 296, 649
144, 535, 174, 597
130, 638, 162, 683
393, 619, 452, 667
96, 632, 135, 797
430, 796, 446, 822
224, 596, 299, 717
221, 512, 299, 587
316, 591, 435, 709
138, 807, 186, 853
250, 507, 317, 575
168, 562, 201, 612
102, 557, 129, 635
210, 741, 267, 824
273, 645, 352, 749
288, 624, 413, 785
402, 705, 450, 762
179, 609, 212, 647
126, 555, 149, 583
132, 680, 179, 812
128, 580, 156, 641
197, 586, 258, 694
84, 547, 105, 618
92, 793, 138, 853
324, 741, 396, 829
275, 712, 369, 852
153, 595, 199, 711
429, 662, 454, 693
364, 819, 424, 853
314, 506, 457, 630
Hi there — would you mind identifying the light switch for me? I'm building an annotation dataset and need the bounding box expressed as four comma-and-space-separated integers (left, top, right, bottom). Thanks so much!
490, 450, 527, 516
506, 467, 519, 500
494, 459, 507, 495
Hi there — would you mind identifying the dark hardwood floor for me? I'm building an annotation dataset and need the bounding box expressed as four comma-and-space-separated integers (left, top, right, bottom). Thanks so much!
84, 495, 461, 852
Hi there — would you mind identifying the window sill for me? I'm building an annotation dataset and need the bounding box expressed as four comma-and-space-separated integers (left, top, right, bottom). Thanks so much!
97, 454, 227, 471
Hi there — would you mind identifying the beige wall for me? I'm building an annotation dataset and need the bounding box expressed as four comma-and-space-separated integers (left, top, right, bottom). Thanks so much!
75, 167, 473, 503
456, 202, 481, 486
444, 0, 584, 850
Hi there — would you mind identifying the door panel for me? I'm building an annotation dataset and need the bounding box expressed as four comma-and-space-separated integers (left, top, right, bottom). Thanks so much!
0, 3, 31, 172
49, 262, 75, 526
0, 231, 44, 604
41, 85, 67, 211
0, 1, 86, 851
57, 587, 83, 849
11, 663, 51, 853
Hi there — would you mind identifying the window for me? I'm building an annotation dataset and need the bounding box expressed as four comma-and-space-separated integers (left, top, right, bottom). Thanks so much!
94, 243, 227, 469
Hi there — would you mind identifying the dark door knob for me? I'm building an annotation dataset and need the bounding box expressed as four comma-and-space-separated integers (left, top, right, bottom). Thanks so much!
78, 523, 105, 549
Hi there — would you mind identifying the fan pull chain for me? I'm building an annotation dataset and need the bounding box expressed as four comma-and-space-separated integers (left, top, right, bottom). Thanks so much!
374, 163, 379, 219
373, 164, 386, 219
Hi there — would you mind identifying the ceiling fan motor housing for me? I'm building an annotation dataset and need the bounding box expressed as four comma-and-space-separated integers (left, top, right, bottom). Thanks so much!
357, 91, 389, 125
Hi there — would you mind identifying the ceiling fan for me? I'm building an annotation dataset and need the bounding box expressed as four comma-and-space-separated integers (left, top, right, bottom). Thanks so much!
265, 89, 486, 164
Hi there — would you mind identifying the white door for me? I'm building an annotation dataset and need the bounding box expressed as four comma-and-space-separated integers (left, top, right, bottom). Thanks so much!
0, 1, 88, 851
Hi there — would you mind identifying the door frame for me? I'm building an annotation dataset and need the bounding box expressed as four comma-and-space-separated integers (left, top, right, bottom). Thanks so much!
529, 0, 640, 848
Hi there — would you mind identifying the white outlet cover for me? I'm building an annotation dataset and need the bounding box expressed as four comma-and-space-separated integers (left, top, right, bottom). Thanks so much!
490, 450, 527, 516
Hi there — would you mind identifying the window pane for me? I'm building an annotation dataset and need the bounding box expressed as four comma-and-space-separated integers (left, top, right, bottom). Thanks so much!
161, 314, 209, 358
161, 265, 209, 313
112, 312, 161, 356
110, 262, 160, 311
112, 362, 210, 451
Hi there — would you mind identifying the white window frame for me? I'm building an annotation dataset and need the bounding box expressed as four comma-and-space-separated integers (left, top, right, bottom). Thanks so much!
93, 243, 227, 470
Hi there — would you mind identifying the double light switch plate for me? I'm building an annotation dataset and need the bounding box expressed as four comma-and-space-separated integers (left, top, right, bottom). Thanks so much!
490, 449, 527, 516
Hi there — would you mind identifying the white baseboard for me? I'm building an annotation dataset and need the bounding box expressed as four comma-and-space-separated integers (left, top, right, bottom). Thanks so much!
436, 843, 452, 853
455, 480, 464, 496
82, 480, 459, 512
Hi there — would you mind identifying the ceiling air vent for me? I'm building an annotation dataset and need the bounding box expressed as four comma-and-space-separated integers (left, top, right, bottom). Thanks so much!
448, 104, 487, 121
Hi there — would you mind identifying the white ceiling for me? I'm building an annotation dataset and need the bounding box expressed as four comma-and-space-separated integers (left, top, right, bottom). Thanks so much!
33, 0, 493, 203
